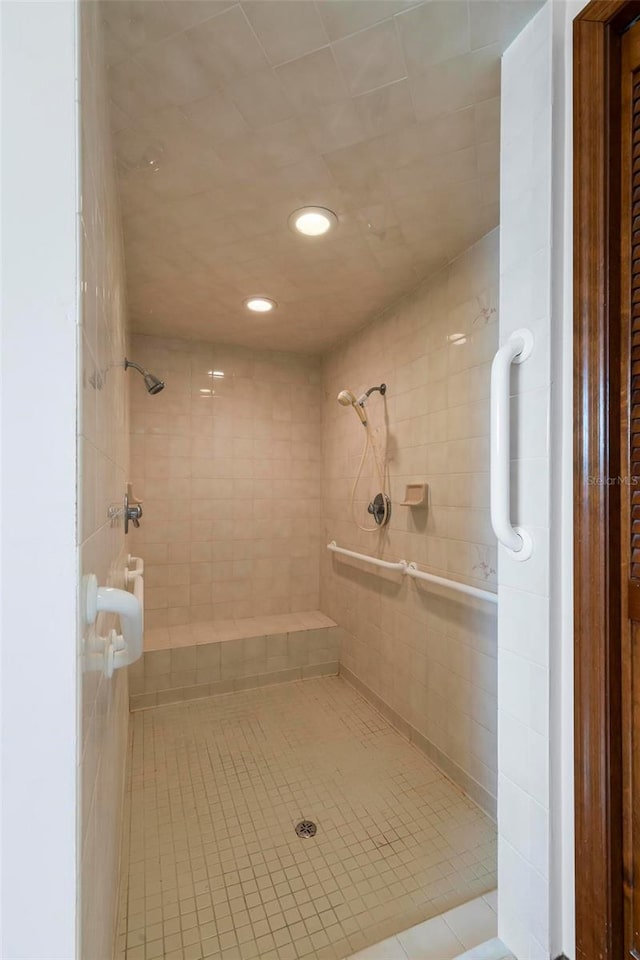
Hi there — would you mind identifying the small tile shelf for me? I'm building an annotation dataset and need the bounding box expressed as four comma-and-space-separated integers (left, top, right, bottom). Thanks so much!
129, 610, 341, 710
400, 482, 429, 507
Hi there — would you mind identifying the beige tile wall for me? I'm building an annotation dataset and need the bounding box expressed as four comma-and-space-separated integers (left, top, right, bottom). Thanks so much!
128, 335, 323, 629
128, 624, 341, 710
321, 229, 499, 805
78, 3, 130, 957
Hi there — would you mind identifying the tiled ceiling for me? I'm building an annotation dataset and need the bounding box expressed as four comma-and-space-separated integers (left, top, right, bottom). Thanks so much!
103, 0, 542, 354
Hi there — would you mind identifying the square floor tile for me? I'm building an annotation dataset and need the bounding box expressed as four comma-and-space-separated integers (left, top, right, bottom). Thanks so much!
442, 898, 497, 950
118, 677, 496, 960
397, 915, 465, 960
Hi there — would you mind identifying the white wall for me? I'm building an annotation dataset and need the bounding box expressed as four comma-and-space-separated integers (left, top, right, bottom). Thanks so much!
499, 6, 554, 957
0, 2, 79, 956
500, 2, 583, 957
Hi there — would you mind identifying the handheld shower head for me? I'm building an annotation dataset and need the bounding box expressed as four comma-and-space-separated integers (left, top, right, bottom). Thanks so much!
125, 358, 165, 395
336, 388, 367, 426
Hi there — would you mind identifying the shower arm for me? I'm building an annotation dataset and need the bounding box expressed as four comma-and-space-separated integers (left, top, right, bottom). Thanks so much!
124, 357, 165, 394
124, 358, 145, 375
358, 383, 386, 406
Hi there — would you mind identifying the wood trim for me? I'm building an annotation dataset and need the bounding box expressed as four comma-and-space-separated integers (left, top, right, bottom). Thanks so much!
629, 579, 640, 621
618, 21, 640, 953
574, 3, 636, 958
577, 0, 640, 23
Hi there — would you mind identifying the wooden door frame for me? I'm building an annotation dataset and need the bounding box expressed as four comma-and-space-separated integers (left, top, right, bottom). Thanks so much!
574, 3, 640, 957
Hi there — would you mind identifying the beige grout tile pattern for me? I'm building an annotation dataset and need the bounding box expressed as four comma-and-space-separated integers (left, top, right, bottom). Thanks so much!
144, 611, 336, 651
117, 677, 495, 960
128, 335, 323, 631
321, 229, 500, 806
129, 617, 341, 711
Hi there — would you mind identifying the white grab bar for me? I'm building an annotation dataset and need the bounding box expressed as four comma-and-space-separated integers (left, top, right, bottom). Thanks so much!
327, 542, 496, 604
405, 562, 497, 604
490, 328, 534, 561
131, 572, 144, 632
125, 554, 144, 582
83, 574, 143, 677
327, 540, 407, 572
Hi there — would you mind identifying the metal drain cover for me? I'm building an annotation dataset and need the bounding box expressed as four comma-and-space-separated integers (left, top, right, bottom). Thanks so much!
295, 820, 317, 839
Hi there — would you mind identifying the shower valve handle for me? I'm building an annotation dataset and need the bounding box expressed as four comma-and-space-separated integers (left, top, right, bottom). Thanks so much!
129, 504, 142, 527
124, 492, 143, 534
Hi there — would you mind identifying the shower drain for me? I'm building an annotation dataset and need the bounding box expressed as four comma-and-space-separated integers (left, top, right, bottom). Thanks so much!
295, 820, 317, 839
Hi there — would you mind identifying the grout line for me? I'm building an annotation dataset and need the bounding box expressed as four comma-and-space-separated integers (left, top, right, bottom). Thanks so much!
120, 676, 496, 959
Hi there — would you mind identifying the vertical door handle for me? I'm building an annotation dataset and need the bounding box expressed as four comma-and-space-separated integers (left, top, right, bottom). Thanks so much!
490, 328, 535, 561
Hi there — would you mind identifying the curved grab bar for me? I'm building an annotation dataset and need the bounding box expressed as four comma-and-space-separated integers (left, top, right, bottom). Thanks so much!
490, 328, 534, 561
125, 554, 144, 583
83, 574, 143, 675
131, 572, 144, 633
97, 585, 143, 666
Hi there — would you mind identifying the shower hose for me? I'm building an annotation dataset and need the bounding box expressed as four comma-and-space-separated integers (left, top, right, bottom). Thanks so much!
351, 421, 390, 532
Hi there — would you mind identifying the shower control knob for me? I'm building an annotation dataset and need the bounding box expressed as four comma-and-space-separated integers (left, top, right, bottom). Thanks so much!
367, 493, 391, 526
129, 504, 142, 528
124, 492, 143, 534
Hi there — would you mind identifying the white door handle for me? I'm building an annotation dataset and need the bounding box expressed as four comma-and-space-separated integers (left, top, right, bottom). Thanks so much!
490, 328, 534, 561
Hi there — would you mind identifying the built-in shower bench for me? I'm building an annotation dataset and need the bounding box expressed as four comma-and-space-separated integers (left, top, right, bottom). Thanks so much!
128, 610, 341, 711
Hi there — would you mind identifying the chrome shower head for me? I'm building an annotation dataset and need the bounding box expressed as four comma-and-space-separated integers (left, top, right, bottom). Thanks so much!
125, 358, 165, 395
143, 372, 165, 395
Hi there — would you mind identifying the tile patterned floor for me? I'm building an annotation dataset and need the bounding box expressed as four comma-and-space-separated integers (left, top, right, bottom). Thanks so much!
455, 939, 514, 960
117, 677, 496, 960
347, 891, 511, 959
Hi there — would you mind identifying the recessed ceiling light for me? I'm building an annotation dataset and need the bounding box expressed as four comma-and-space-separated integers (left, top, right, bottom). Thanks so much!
289, 206, 338, 237
208, 370, 225, 379
245, 297, 277, 313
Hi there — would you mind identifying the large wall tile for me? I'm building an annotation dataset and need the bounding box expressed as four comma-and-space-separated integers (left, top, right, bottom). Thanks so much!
129, 336, 322, 628
321, 229, 499, 801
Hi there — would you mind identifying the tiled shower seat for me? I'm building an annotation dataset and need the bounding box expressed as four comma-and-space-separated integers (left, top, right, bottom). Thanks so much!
143, 609, 337, 650
128, 610, 341, 710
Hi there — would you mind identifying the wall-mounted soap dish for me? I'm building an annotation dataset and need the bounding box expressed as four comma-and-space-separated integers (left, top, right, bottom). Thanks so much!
401, 483, 428, 507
